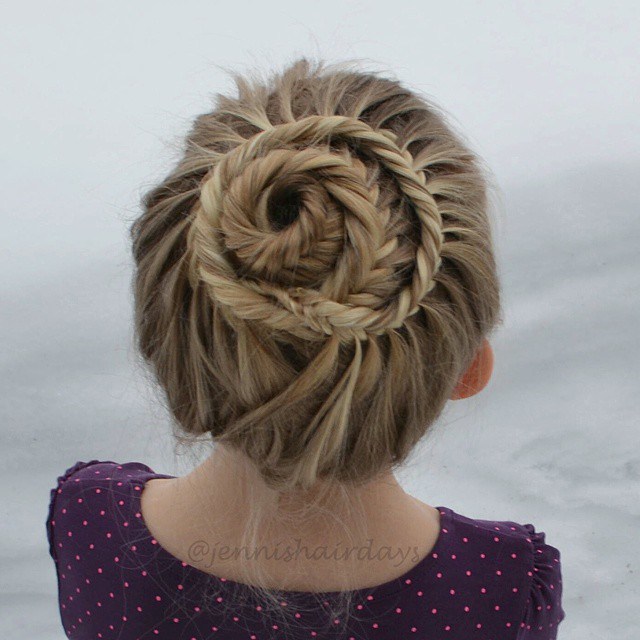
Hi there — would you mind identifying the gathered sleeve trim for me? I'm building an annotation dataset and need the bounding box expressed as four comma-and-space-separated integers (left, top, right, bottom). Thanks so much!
45, 459, 112, 562
516, 523, 566, 639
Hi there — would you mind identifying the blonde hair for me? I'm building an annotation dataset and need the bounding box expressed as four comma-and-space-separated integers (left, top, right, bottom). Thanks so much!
129, 56, 502, 631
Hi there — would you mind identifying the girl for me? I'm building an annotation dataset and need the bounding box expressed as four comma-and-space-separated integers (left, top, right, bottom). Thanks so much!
46, 57, 565, 639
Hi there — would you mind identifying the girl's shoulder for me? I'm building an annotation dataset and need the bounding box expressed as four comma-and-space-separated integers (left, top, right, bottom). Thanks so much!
45, 459, 172, 562
444, 505, 566, 636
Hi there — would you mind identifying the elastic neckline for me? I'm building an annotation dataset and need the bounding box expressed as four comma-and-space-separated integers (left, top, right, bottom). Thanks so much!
130, 468, 454, 603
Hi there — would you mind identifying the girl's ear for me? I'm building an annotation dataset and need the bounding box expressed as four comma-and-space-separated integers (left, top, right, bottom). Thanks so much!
450, 339, 494, 400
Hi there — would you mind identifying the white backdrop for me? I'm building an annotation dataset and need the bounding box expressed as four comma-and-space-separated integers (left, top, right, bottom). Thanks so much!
1, 2, 638, 638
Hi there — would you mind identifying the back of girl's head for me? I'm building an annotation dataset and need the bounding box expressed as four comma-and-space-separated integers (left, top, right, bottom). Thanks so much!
130, 56, 502, 494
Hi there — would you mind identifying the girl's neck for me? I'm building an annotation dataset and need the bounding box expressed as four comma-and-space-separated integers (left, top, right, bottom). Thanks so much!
141, 444, 442, 591
184, 444, 409, 527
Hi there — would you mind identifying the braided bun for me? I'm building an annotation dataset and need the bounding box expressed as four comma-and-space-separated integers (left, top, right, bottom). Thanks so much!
187, 114, 444, 344
130, 58, 501, 492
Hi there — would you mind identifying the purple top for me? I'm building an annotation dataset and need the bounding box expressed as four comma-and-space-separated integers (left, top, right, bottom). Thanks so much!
46, 460, 565, 639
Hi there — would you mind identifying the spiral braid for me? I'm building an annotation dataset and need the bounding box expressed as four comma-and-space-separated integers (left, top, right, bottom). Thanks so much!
186, 114, 444, 344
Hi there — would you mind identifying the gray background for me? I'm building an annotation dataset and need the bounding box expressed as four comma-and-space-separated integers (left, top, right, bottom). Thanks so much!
1, 2, 638, 638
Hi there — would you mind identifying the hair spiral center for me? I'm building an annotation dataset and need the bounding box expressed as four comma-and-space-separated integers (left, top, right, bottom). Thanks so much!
186, 114, 444, 344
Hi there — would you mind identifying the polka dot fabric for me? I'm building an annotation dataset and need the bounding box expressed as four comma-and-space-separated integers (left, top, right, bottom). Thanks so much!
46, 460, 565, 639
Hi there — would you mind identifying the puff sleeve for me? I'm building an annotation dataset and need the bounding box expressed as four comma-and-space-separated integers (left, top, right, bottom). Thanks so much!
45, 459, 107, 562
516, 523, 566, 639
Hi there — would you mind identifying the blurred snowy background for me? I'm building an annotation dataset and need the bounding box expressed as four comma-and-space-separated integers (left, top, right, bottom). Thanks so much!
1, 1, 638, 638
